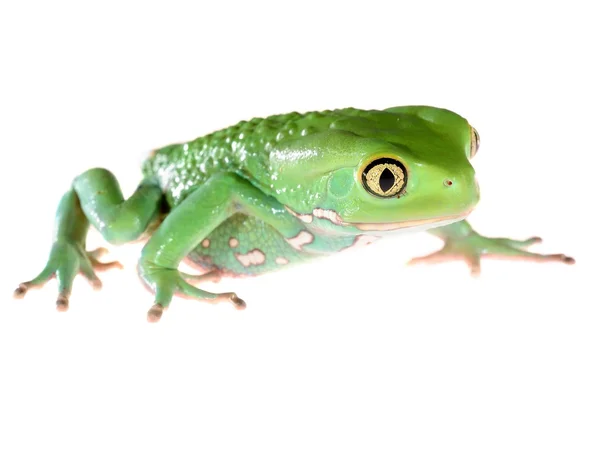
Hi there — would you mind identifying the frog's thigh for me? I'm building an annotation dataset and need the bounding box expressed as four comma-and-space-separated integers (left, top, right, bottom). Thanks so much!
73, 168, 163, 244
140, 173, 305, 269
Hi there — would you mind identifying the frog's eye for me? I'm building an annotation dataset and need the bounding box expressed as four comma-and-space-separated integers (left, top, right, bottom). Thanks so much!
470, 126, 480, 159
361, 158, 407, 198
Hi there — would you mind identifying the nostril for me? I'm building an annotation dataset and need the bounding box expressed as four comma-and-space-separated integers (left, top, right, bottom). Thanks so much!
444, 179, 454, 187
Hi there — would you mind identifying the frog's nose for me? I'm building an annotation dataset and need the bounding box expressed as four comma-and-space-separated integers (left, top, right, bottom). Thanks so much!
443, 174, 480, 208
443, 176, 479, 188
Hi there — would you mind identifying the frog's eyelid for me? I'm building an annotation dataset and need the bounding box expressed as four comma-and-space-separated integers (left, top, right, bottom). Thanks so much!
470, 127, 480, 158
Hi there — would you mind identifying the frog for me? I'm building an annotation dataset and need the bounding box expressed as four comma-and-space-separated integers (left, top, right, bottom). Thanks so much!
13, 106, 575, 322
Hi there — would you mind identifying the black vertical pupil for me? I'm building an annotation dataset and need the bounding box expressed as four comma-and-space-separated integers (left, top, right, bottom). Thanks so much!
379, 167, 395, 192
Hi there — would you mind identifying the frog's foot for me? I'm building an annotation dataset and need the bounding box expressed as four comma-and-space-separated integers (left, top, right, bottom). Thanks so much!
408, 235, 575, 276
13, 242, 123, 311
139, 263, 245, 323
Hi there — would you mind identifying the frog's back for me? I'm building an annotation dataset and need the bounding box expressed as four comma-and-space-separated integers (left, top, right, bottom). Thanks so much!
141, 107, 423, 206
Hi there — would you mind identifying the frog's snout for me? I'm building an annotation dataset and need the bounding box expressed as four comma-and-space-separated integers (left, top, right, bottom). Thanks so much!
442, 172, 480, 211
437, 170, 479, 213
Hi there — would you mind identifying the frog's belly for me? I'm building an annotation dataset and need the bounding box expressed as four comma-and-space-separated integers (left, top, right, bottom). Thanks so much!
186, 213, 317, 276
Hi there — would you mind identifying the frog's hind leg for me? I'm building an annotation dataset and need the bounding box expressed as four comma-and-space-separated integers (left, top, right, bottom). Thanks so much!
14, 168, 163, 311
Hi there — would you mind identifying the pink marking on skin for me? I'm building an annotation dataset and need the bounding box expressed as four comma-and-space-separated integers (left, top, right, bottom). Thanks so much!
235, 249, 266, 267
286, 231, 314, 250
201, 239, 210, 248
275, 257, 289, 265
229, 238, 239, 248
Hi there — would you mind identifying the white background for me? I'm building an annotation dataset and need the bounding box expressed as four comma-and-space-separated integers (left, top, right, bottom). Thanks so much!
0, 1, 597, 448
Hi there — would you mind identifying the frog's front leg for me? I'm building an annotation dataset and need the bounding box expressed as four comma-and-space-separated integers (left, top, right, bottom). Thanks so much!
138, 173, 305, 323
409, 220, 575, 276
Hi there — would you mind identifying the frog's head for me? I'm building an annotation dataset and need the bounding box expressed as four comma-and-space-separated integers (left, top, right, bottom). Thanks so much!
270, 106, 480, 233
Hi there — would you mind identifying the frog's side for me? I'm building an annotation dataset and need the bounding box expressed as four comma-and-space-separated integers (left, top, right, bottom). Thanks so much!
144, 110, 363, 276
14, 106, 575, 322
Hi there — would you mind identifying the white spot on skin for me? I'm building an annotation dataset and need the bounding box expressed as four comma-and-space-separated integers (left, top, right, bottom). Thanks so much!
286, 207, 349, 227
313, 208, 345, 226
275, 257, 289, 265
286, 231, 314, 250
201, 239, 210, 248
340, 235, 380, 252
285, 206, 313, 223
352, 235, 380, 248
235, 249, 266, 267
229, 238, 239, 248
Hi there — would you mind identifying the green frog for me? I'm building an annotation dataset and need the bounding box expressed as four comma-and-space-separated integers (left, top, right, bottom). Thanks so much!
13, 106, 574, 322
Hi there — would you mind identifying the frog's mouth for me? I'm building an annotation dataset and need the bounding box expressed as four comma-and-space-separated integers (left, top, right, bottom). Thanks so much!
286, 206, 473, 232
352, 212, 470, 231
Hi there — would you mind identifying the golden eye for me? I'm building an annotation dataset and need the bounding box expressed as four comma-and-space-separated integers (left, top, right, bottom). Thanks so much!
470, 126, 480, 159
361, 158, 407, 198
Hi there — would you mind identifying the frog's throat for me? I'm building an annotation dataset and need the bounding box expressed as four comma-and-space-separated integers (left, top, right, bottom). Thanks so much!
286, 206, 472, 231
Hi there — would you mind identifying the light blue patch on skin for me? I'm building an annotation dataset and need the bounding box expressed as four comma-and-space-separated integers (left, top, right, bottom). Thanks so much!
327, 167, 355, 199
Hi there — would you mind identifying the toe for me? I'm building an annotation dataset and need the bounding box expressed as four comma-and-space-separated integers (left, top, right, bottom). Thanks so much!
56, 292, 70, 312
560, 255, 575, 265
216, 292, 246, 309
147, 303, 164, 323
13, 283, 28, 299
231, 295, 247, 309
89, 277, 103, 290
522, 236, 543, 246
93, 260, 124, 271
465, 254, 481, 277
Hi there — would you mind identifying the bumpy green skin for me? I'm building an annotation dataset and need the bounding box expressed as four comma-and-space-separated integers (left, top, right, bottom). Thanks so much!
14, 106, 574, 321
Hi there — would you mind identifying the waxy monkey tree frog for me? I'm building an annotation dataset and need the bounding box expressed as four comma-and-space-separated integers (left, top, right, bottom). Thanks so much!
14, 106, 574, 322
